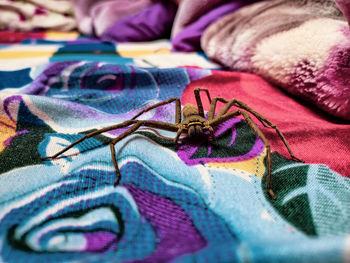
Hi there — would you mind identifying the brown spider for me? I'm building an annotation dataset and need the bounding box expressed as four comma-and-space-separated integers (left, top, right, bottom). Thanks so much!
41, 88, 303, 199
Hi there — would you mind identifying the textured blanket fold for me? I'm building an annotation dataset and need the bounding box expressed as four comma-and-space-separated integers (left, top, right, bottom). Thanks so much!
171, 0, 258, 51
202, 0, 350, 120
73, 0, 177, 41
335, 0, 350, 24
101, 0, 177, 42
0, 0, 76, 31
72, 0, 258, 51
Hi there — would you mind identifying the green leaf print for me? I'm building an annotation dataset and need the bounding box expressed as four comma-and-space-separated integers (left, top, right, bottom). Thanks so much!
0, 101, 55, 174
264, 153, 350, 237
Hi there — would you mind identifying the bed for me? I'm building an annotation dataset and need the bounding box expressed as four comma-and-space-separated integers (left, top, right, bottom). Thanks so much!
0, 0, 350, 262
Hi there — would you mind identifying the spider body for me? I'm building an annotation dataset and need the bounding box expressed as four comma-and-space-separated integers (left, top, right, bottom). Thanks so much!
177, 104, 212, 141
41, 88, 303, 199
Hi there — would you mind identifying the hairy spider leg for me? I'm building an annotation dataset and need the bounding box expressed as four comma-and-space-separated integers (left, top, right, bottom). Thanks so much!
209, 97, 303, 162
209, 97, 304, 199
206, 125, 216, 141
209, 110, 276, 199
40, 120, 140, 160
130, 97, 184, 143
174, 124, 215, 144
109, 121, 143, 186
239, 111, 275, 199
41, 97, 182, 160
131, 97, 182, 124
174, 125, 186, 144
194, 88, 212, 118
208, 97, 266, 127
107, 120, 178, 186
42, 119, 178, 186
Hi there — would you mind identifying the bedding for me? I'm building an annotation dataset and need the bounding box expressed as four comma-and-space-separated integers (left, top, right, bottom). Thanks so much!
170, 0, 259, 51
202, 0, 350, 120
73, 0, 177, 41
0, 0, 76, 31
0, 1, 350, 263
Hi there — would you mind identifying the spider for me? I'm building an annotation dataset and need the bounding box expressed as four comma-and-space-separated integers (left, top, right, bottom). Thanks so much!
41, 88, 303, 199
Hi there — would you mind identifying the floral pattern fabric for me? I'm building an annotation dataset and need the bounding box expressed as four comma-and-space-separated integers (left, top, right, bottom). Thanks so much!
0, 33, 350, 263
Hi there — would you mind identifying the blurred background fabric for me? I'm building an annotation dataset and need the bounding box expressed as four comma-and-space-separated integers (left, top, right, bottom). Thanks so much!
0, 0, 76, 31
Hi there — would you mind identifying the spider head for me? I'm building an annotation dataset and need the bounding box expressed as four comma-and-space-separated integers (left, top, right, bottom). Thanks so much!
182, 104, 208, 141
188, 124, 203, 138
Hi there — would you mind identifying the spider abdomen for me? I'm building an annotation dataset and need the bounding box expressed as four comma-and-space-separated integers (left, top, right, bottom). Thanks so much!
183, 104, 199, 118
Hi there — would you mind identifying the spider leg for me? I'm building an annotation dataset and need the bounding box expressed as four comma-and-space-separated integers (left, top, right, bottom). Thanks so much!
207, 125, 215, 141
41, 96, 183, 161
174, 125, 186, 144
208, 97, 222, 121
210, 97, 303, 162
208, 97, 237, 121
194, 88, 212, 118
132, 97, 182, 124
107, 120, 178, 186
239, 111, 276, 200
233, 100, 303, 162
209, 110, 241, 127
208, 97, 267, 127
109, 122, 143, 186
41, 120, 139, 160
43, 119, 178, 186
210, 110, 276, 199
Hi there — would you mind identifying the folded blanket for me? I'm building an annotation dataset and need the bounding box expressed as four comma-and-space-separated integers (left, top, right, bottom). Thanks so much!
101, 0, 177, 42
334, 0, 350, 24
73, 0, 177, 41
0, 0, 76, 31
72, 0, 258, 51
73, 0, 154, 36
202, 0, 350, 120
171, 0, 259, 51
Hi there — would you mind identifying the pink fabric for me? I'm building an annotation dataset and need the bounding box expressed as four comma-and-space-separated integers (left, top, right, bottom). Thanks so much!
171, 0, 256, 51
72, 0, 154, 36
72, 0, 257, 50
101, 1, 177, 42
334, 0, 350, 24
0, 0, 76, 31
171, 0, 225, 38
182, 70, 350, 178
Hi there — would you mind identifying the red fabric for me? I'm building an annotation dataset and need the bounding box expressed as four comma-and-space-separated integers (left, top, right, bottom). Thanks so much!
182, 70, 350, 177
0, 31, 46, 43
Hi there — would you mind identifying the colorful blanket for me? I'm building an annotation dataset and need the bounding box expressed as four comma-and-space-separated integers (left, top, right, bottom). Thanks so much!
0, 30, 350, 263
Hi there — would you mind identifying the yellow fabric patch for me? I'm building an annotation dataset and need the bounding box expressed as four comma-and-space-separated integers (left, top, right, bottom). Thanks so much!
0, 117, 16, 153
45, 31, 80, 41
118, 49, 170, 57
207, 148, 267, 178
0, 50, 55, 59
